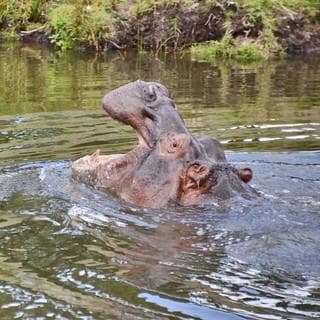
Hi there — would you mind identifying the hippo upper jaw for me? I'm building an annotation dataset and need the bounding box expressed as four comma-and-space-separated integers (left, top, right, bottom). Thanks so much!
102, 80, 187, 149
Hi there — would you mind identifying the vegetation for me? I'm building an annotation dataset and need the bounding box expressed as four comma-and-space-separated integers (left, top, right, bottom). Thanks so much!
130, 0, 193, 15
0, 0, 319, 61
191, 0, 319, 62
244, 0, 319, 20
0, 0, 116, 49
0, 1, 45, 28
191, 36, 264, 63
48, 2, 114, 50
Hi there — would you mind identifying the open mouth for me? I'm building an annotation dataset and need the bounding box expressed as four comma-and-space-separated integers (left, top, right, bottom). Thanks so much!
101, 80, 181, 152
137, 129, 152, 148
135, 121, 159, 149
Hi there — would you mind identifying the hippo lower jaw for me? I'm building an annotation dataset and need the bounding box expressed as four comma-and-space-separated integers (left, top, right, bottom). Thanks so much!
72, 150, 131, 194
72, 148, 178, 209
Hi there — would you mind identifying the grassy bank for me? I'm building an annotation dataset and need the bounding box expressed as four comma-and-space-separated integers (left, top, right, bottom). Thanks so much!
0, 1, 319, 61
192, 0, 320, 62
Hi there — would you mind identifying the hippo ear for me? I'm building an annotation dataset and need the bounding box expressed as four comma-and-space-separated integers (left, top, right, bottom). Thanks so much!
239, 167, 253, 183
185, 162, 210, 189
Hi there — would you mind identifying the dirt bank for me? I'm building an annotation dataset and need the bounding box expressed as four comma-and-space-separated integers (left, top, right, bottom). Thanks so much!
113, 1, 320, 55
6, 1, 320, 55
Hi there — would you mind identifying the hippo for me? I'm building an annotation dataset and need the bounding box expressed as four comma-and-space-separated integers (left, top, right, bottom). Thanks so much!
72, 80, 258, 208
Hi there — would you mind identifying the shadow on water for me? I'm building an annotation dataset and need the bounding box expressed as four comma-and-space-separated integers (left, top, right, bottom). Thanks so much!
0, 43, 319, 319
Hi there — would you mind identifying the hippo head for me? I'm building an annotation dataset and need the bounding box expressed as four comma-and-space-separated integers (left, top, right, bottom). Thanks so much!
101, 80, 193, 149
72, 81, 258, 208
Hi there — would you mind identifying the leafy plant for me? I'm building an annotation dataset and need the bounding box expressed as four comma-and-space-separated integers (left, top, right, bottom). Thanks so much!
0, 0, 48, 27
48, 2, 114, 50
48, 3, 78, 50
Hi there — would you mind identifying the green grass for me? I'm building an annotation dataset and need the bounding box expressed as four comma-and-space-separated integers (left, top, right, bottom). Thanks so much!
234, 43, 264, 62
191, 37, 264, 63
191, 0, 316, 63
131, 0, 194, 15
0, 0, 319, 53
243, 0, 319, 19
0, 0, 116, 50
191, 36, 234, 61
48, 1, 114, 50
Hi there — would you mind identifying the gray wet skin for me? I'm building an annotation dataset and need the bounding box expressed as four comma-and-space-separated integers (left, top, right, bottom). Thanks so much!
72, 80, 258, 208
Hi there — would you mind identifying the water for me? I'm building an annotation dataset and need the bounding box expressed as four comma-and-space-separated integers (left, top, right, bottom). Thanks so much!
0, 42, 319, 319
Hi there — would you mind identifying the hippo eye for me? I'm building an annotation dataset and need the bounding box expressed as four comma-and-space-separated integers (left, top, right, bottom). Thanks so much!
160, 133, 190, 157
168, 140, 179, 153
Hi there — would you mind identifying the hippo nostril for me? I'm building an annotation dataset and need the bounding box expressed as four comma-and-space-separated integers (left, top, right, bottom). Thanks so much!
192, 163, 201, 171
172, 142, 178, 148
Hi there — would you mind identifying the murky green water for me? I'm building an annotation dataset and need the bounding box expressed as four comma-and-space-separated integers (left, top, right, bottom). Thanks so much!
0, 42, 319, 319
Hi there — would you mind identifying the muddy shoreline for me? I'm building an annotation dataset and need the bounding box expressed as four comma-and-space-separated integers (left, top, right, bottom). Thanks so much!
3, 1, 320, 56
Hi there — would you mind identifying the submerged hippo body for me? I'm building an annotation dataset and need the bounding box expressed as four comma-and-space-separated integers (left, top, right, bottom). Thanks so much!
72, 80, 258, 208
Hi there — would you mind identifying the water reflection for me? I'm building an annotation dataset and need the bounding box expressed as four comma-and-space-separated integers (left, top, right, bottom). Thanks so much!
0, 42, 319, 156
